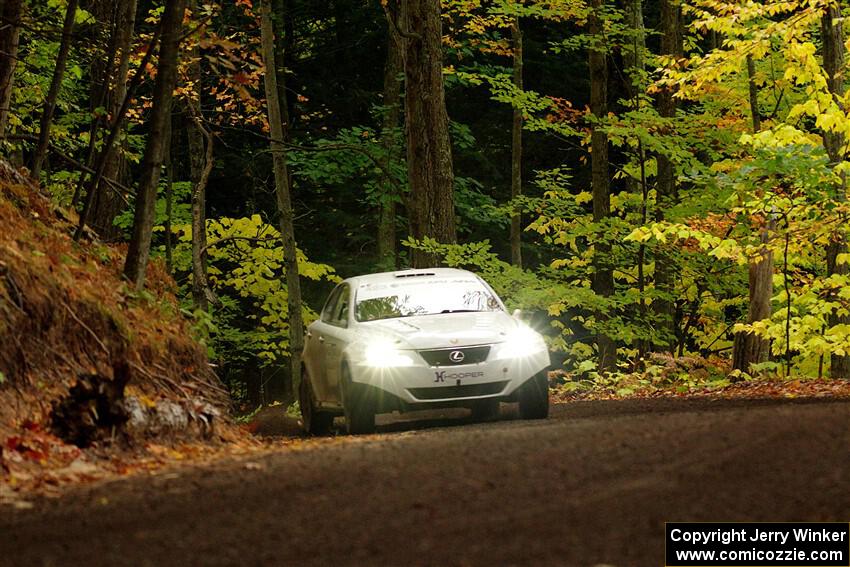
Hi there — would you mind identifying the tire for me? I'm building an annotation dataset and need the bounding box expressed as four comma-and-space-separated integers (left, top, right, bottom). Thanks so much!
469, 399, 500, 422
299, 372, 333, 435
340, 365, 376, 435
518, 370, 549, 420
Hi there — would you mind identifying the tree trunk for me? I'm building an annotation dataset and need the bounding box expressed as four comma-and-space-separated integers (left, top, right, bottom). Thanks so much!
401, 0, 456, 268
822, 3, 850, 379
90, 0, 138, 240
509, 17, 523, 268
732, 55, 773, 374
189, 113, 215, 309
732, 227, 774, 372
186, 0, 213, 311
272, 0, 291, 133
377, 15, 403, 269
164, 110, 174, 275
745, 55, 761, 133
622, 0, 644, 99
31, 0, 79, 180
123, 0, 186, 288
71, 0, 120, 209
0, 0, 23, 139
74, 22, 159, 241
588, 0, 616, 371
623, 0, 647, 358
260, 0, 303, 401
652, 0, 682, 352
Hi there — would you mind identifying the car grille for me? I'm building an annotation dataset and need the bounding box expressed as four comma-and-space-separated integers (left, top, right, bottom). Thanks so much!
408, 381, 508, 401
417, 345, 491, 366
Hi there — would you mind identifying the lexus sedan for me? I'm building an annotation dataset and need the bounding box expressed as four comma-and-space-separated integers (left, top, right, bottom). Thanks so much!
299, 268, 550, 434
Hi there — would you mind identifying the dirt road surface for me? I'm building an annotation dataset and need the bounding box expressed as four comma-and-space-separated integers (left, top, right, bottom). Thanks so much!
2, 398, 849, 566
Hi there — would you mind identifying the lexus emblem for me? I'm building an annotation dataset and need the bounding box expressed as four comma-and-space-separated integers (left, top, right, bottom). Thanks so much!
449, 350, 465, 363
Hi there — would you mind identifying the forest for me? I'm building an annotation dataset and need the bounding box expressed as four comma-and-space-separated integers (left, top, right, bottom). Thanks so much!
2, 0, 850, 408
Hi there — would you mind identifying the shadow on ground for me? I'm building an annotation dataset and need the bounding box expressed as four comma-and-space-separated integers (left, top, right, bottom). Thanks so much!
247, 403, 523, 438
247, 395, 842, 438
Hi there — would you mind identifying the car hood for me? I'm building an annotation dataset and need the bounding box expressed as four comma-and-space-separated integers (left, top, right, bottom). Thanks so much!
360, 311, 519, 350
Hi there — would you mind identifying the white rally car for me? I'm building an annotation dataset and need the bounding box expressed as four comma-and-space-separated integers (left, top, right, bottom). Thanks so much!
299, 268, 550, 434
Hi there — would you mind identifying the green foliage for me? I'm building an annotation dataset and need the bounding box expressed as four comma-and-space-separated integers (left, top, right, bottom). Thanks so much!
115, 181, 193, 236
172, 215, 340, 366
13, 0, 850, 389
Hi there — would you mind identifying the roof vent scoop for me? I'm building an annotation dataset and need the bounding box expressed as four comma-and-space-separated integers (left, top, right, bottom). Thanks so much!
394, 271, 436, 278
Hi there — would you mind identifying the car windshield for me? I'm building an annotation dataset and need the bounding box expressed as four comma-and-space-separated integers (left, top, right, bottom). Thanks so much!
355, 278, 502, 322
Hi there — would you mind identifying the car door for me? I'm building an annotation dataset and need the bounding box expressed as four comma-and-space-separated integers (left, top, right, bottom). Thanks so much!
321, 283, 352, 403
305, 284, 343, 402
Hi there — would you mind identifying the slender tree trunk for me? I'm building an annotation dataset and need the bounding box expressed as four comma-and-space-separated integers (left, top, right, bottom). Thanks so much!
91, 0, 138, 240
733, 227, 774, 372
331, 0, 356, 123
623, 0, 646, 357
74, 23, 159, 241
652, 0, 682, 352
73, 0, 121, 208
509, 17, 523, 268
260, 0, 303, 401
588, 0, 616, 371
822, 3, 850, 379
732, 55, 773, 373
164, 111, 174, 275
272, 0, 291, 132
186, 0, 212, 311
745, 55, 761, 133
189, 113, 215, 309
0, 0, 23, 139
31, 0, 79, 179
377, 15, 403, 269
400, 0, 456, 268
123, 0, 186, 288
622, 0, 644, 99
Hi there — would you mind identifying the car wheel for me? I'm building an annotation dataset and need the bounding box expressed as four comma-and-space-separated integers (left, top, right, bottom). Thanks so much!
340, 365, 376, 435
469, 399, 500, 421
299, 371, 333, 435
518, 370, 549, 420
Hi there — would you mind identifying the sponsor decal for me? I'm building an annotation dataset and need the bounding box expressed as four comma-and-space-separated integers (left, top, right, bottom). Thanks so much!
434, 370, 484, 383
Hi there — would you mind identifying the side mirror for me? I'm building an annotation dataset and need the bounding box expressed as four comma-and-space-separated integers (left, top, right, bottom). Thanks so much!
512, 308, 523, 319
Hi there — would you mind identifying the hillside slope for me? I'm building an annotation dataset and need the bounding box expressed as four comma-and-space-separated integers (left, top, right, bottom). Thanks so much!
0, 162, 232, 481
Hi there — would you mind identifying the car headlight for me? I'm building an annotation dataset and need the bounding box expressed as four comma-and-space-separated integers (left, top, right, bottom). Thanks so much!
501, 326, 546, 359
363, 339, 415, 367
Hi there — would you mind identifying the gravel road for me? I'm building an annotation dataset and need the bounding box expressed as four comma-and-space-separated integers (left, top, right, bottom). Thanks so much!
2, 398, 849, 567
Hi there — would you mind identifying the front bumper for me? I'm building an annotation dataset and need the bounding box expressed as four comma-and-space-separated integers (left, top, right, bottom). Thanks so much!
350, 346, 549, 406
